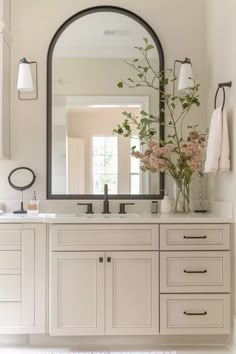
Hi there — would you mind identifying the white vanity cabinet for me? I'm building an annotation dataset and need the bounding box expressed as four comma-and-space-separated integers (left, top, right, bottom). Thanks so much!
49, 221, 231, 337
0, 224, 46, 334
49, 224, 159, 336
160, 224, 231, 335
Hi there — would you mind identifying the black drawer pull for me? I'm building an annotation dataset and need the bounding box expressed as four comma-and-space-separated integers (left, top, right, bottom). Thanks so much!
99, 257, 103, 263
184, 269, 207, 274
184, 311, 207, 316
183, 235, 207, 239
107, 257, 111, 263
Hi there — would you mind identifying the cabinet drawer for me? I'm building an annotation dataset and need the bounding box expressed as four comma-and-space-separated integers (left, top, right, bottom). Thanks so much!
0, 226, 21, 250
160, 251, 230, 293
50, 224, 159, 251
160, 294, 230, 335
0, 251, 21, 274
160, 224, 230, 250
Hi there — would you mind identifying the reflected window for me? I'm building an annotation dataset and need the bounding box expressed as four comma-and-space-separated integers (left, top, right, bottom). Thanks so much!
130, 136, 141, 194
92, 136, 118, 194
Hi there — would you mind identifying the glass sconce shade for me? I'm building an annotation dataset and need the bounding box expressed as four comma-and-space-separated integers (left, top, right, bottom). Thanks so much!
17, 58, 34, 92
178, 59, 193, 91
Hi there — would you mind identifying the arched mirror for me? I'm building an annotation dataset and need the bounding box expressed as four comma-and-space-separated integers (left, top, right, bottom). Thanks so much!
47, 6, 164, 199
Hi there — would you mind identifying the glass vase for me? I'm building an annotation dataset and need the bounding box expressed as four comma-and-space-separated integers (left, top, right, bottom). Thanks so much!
173, 179, 191, 213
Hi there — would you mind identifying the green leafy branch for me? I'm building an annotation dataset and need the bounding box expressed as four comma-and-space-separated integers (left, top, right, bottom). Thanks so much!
114, 37, 200, 156
113, 110, 157, 143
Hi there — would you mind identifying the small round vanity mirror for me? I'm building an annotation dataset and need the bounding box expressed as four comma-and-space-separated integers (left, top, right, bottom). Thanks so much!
8, 167, 36, 214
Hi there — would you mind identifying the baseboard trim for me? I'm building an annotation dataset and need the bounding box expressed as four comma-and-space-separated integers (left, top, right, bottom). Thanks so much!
225, 316, 236, 352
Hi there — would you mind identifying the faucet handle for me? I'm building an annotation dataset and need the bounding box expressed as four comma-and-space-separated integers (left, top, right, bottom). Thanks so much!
119, 202, 135, 214
77, 203, 94, 214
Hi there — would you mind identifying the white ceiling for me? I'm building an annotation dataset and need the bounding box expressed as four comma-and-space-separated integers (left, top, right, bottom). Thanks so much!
53, 12, 159, 59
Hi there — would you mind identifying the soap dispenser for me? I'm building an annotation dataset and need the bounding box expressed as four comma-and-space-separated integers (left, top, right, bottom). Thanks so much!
27, 191, 39, 215
160, 191, 172, 214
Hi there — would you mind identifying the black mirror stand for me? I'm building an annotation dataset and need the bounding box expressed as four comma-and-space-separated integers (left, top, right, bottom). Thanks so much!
13, 191, 27, 214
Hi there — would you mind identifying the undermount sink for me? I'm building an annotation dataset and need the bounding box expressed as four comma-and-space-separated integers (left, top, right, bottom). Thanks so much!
80, 213, 140, 218
45, 213, 140, 218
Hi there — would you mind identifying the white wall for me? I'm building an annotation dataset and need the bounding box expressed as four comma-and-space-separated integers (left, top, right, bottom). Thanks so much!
206, 1, 236, 349
206, 0, 236, 204
0, 0, 206, 209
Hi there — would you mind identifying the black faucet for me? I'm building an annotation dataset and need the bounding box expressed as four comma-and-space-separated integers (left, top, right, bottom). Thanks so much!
102, 183, 110, 214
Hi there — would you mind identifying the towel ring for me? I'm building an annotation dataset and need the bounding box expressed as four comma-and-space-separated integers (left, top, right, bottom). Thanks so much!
214, 86, 225, 111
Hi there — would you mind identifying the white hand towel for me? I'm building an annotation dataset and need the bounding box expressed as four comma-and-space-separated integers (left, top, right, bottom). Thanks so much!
219, 108, 230, 172
205, 107, 230, 174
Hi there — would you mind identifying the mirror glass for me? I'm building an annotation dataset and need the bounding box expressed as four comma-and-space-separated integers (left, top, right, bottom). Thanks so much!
8, 167, 36, 190
48, 8, 164, 198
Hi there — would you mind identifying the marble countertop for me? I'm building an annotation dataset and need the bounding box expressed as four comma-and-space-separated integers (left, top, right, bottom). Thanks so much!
0, 212, 232, 223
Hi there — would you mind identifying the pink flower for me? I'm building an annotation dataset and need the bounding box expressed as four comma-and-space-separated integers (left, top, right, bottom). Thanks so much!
180, 141, 201, 158
147, 140, 158, 148
149, 153, 168, 172
189, 131, 200, 141
131, 150, 145, 159
188, 157, 201, 171
130, 135, 206, 174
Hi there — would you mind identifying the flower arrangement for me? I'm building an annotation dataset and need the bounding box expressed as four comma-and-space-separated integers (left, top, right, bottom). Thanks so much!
113, 38, 206, 212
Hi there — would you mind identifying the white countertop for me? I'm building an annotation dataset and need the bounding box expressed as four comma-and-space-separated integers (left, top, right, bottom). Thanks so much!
0, 212, 232, 223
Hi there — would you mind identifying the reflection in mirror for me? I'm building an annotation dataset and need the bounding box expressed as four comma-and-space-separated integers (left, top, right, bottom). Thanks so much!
48, 7, 164, 198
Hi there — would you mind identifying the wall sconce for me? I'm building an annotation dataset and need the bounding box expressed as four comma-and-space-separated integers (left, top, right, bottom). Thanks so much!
173, 57, 193, 95
17, 57, 38, 100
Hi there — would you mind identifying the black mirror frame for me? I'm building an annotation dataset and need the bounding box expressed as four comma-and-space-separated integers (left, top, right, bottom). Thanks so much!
8, 167, 36, 191
47, 5, 165, 200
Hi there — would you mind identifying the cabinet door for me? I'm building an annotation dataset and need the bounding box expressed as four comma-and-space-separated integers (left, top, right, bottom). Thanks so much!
106, 251, 159, 335
0, 224, 46, 334
50, 252, 105, 335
